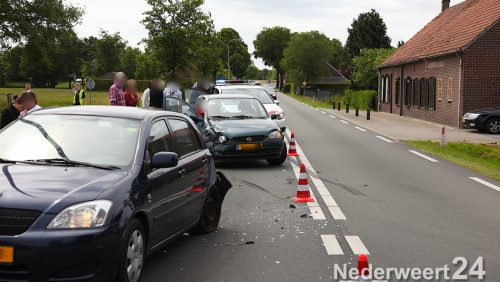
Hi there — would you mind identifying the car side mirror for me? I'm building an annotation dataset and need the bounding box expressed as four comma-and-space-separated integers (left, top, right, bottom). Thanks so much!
275, 100, 280, 105
152, 152, 178, 169
270, 114, 278, 120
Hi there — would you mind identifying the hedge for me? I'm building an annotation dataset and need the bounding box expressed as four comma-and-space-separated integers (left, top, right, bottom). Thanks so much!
343, 89, 378, 110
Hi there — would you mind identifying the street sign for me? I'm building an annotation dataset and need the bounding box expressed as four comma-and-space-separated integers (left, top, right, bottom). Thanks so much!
302, 81, 307, 86
86, 80, 96, 90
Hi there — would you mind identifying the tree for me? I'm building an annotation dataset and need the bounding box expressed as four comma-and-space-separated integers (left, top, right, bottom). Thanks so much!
244, 64, 260, 79
142, 0, 215, 78
216, 28, 251, 79
281, 31, 336, 85
351, 48, 395, 90
94, 30, 127, 75
121, 47, 142, 79
0, 52, 9, 86
345, 9, 391, 59
0, 0, 80, 49
135, 50, 161, 80
253, 27, 291, 89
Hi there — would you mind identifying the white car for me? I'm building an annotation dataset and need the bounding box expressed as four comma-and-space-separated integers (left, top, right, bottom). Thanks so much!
214, 84, 287, 131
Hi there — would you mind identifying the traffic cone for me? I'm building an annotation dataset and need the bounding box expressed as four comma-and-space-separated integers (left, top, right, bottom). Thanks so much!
293, 163, 314, 203
357, 254, 370, 281
288, 132, 299, 157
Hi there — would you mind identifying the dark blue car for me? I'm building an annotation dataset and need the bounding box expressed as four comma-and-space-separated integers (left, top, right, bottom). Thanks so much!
0, 106, 231, 282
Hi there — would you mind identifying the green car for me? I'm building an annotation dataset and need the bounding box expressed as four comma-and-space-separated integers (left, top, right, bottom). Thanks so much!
195, 94, 287, 165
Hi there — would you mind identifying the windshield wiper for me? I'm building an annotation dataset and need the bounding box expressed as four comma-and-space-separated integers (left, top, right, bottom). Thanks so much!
22, 158, 120, 170
232, 115, 265, 119
209, 115, 231, 120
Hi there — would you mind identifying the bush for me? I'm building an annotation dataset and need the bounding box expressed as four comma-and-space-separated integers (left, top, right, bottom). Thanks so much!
343, 89, 378, 110
283, 83, 294, 94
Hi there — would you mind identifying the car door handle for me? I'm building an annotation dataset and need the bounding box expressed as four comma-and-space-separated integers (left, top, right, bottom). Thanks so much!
202, 158, 208, 166
178, 169, 187, 176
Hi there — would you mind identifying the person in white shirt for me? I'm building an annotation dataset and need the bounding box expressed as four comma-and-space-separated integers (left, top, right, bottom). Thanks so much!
142, 81, 152, 108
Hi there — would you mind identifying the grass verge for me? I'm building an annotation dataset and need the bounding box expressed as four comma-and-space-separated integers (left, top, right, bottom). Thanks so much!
405, 141, 500, 181
0, 88, 109, 108
284, 93, 332, 109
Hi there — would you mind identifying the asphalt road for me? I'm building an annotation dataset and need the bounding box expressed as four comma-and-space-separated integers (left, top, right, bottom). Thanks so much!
141, 89, 500, 281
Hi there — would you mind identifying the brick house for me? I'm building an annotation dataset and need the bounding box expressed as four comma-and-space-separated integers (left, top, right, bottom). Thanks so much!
378, 0, 500, 127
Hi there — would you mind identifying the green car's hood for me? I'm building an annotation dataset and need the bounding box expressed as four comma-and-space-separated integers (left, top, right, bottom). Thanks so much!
209, 119, 279, 138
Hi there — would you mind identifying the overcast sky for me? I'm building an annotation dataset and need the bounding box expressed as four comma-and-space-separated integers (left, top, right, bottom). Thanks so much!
69, 0, 465, 69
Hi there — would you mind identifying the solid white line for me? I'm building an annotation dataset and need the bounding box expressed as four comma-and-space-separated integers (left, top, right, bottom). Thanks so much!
328, 207, 347, 220
322, 195, 338, 207
328, 115, 337, 119
376, 136, 394, 143
321, 235, 344, 255
408, 150, 439, 163
345, 236, 370, 255
340, 120, 349, 124
469, 177, 500, 192
355, 126, 367, 132
289, 161, 326, 220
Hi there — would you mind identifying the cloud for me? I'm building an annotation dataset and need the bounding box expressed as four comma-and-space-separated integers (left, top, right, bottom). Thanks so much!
69, 0, 465, 68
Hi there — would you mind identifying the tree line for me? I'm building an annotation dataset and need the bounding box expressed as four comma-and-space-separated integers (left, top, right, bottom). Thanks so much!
1, 0, 395, 90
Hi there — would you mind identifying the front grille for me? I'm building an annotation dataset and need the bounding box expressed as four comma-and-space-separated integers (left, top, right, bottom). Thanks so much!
0, 265, 28, 281
231, 136, 266, 143
0, 208, 42, 236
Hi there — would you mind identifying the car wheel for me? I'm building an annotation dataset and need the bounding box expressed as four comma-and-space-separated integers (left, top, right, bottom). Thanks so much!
116, 218, 145, 282
193, 191, 221, 234
486, 118, 500, 134
267, 144, 287, 166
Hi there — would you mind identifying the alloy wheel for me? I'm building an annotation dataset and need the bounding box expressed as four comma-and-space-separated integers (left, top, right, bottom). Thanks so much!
489, 120, 500, 133
126, 230, 144, 282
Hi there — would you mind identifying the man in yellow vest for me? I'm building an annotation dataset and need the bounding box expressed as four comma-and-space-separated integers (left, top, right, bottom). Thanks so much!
73, 83, 86, 105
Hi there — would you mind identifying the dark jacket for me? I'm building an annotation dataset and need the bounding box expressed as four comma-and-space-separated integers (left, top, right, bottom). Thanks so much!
1, 104, 21, 129
149, 88, 164, 108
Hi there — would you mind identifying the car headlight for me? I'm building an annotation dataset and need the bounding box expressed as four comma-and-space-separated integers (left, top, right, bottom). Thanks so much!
464, 113, 480, 120
268, 131, 283, 139
277, 112, 285, 120
47, 200, 112, 229
218, 135, 227, 143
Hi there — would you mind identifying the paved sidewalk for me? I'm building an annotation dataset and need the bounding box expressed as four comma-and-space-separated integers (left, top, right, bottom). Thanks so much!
323, 107, 499, 144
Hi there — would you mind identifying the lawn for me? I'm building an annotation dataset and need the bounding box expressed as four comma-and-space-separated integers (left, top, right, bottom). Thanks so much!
405, 141, 500, 181
0, 88, 109, 109
284, 93, 333, 109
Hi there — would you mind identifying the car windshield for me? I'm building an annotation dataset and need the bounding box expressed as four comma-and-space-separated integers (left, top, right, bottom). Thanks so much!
207, 98, 268, 120
221, 88, 274, 104
0, 114, 141, 167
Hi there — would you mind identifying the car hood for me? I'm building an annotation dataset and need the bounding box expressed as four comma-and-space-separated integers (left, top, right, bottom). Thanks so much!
263, 104, 283, 115
0, 164, 127, 213
468, 108, 500, 114
209, 119, 279, 138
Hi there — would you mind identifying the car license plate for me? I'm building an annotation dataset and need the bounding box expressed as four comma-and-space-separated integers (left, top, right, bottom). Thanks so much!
237, 144, 263, 151
0, 246, 14, 264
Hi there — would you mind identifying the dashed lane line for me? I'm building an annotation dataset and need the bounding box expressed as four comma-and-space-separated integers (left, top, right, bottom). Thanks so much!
328, 207, 347, 220
321, 111, 327, 114
376, 136, 394, 143
469, 177, 500, 192
408, 150, 439, 163
328, 115, 337, 119
354, 126, 367, 132
321, 235, 344, 255
340, 120, 349, 124
345, 236, 370, 255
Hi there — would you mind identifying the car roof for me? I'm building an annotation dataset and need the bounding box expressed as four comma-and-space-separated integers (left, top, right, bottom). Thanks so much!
30, 106, 186, 120
200, 94, 256, 100
215, 85, 264, 90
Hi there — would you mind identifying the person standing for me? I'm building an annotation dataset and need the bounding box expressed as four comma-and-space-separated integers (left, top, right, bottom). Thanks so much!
1, 92, 37, 129
142, 81, 152, 108
149, 79, 165, 108
124, 79, 140, 107
72, 83, 86, 105
108, 72, 127, 106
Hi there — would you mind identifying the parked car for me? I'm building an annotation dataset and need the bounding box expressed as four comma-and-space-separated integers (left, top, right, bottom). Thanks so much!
214, 82, 287, 132
0, 106, 231, 282
462, 108, 500, 134
195, 94, 287, 165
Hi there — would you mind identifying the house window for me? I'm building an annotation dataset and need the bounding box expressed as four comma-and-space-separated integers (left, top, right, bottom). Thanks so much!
381, 76, 390, 103
413, 78, 420, 107
380, 75, 385, 102
386, 76, 391, 103
404, 78, 412, 107
447, 78, 453, 102
422, 78, 429, 109
437, 78, 443, 101
395, 78, 401, 106
429, 77, 436, 110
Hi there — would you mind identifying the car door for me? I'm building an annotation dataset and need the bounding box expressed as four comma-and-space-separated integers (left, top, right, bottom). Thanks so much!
146, 118, 188, 246
167, 117, 211, 225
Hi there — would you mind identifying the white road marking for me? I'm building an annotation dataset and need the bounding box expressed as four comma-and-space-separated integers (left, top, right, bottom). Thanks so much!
309, 206, 327, 220
469, 177, 500, 192
322, 195, 338, 207
340, 120, 349, 124
321, 111, 327, 114
329, 115, 337, 119
289, 160, 326, 220
345, 236, 370, 255
376, 136, 394, 143
315, 108, 319, 111
321, 235, 344, 255
328, 207, 347, 220
355, 126, 367, 132
408, 150, 439, 163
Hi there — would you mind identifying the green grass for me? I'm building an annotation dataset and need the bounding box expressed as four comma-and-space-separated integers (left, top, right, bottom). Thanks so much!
0, 88, 109, 109
405, 141, 500, 181
285, 93, 333, 109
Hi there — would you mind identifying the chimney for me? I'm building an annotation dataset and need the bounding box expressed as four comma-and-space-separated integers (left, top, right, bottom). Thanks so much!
442, 0, 451, 12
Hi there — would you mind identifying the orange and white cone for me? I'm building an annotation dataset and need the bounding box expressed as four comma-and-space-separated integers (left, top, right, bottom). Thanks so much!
288, 132, 299, 157
293, 163, 314, 203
